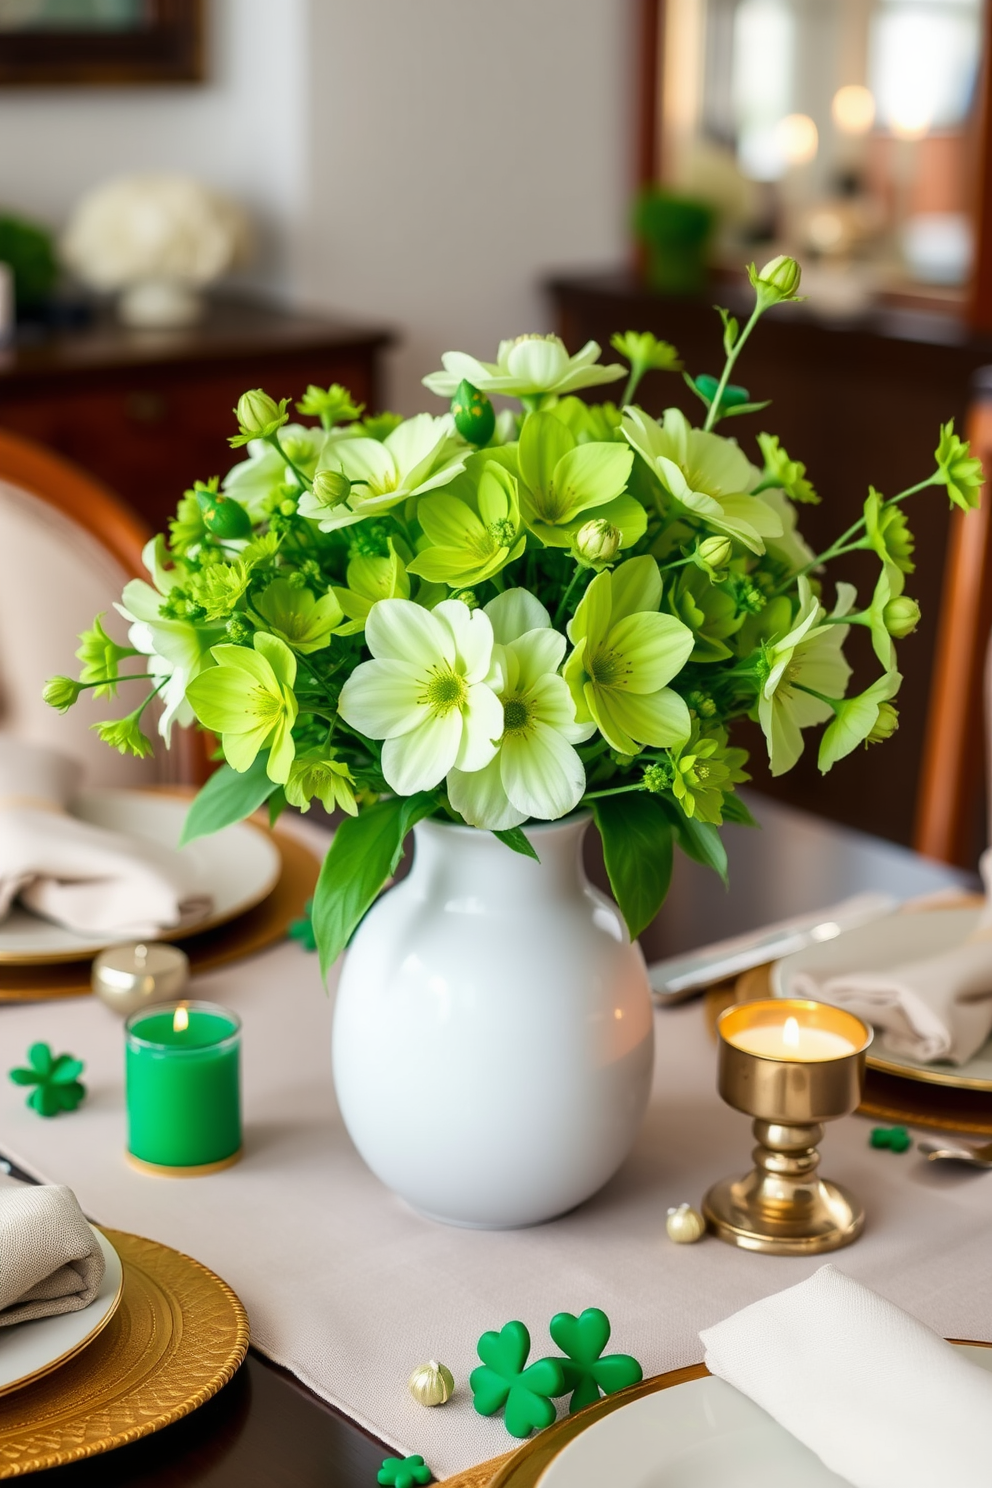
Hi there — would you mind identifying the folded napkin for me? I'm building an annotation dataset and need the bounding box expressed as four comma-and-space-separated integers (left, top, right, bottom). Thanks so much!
0, 1183, 106, 1327
788, 851, 992, 1065
0, 738, 212, 937
700, 1266, 992, 1488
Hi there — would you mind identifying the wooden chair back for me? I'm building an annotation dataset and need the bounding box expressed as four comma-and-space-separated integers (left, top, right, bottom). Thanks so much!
914, 372, 992, 865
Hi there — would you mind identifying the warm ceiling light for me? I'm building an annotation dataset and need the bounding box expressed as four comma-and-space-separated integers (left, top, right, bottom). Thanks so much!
890, 98, 932, 140
832, 84, 875, 135
776, 113, 819, 166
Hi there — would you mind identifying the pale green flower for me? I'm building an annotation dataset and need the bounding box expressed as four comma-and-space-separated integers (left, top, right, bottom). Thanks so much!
748, 255, 803, 307
861, 564, 918, 669
574, 517, 622, 568
336, 598, 503, 796
186, 633, 299, 784
758, 486, 816, 574
758, 577, 852, 776
230, 389, 289, 447
864, 487, 915, 573
93, 714, 154, 759
423, 335, 624, 402
224, 424, 328, 519
622, 407, 782, 555
253, 578, 344, 654
408, 461, 526, 588
644, 726, 749, 825
515, 409, 635, 547
295, 383, 364, 430
756, 433, 818, 504
116, 538, 223, 743
332, 538, 411, 635
285, 751, 359, 815
447, 590, 593, 830
299, 414, 465, 532
75, 614, 133, 699
935, 420, 984, 511
564, 555, 694, 755
818, 671, 902, 773
43, 676, 83, 712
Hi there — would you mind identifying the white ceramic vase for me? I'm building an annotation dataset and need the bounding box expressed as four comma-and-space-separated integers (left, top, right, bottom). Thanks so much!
332, 813, 655, 1228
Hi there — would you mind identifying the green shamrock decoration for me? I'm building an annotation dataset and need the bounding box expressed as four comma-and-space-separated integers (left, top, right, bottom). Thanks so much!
377, 1455, 432, 1488
870, 1125, 911, 1153
470, 1320, 565, 1438
549, 1308, 643, 1413
288, 896, 317, 952
9, 1043, 86, 1117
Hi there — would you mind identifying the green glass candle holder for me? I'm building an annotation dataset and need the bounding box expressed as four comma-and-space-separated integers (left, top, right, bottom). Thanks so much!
125, 1001, 242, 1176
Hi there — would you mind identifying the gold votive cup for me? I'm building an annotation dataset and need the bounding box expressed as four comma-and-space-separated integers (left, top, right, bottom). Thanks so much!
702, 998, 872, 1256
91, 941, 190, 1018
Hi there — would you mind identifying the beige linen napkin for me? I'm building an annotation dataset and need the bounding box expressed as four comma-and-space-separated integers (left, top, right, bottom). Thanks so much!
701, 1265, 992, 1488
0, 738, 212, 937
788, 850, 992, 1065
0, 1183, 106, 1327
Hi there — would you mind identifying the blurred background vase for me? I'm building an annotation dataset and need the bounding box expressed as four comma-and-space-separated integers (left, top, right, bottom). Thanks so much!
61, 172, 251, 329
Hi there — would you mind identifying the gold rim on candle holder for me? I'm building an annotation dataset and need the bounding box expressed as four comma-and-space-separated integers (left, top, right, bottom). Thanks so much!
703, 998, 873, 1256
125, 1149, 243, 1178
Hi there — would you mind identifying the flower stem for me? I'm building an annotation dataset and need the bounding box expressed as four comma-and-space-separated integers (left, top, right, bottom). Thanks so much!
702, 304, 763, 434
553, 564, 587, 628
581, 782, 646, 802
266, 433, 313, 492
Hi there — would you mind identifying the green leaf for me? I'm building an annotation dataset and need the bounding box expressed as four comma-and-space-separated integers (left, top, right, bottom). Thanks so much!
721, 792, 758, 828
669, 811, 728, 884
591, 794, 673, 940
180, 755, 277, 846
267, 787, 287, 830
683, 370, 711, 410
491, 826, 540, 861
312, 793, 439, 978
717, 399, 772, 421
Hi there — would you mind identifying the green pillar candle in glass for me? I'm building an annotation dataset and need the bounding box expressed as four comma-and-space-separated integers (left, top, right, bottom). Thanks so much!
125, 1001, 242, 1175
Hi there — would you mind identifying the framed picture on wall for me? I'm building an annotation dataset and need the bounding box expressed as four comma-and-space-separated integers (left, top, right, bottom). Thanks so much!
0, 0, 203, 85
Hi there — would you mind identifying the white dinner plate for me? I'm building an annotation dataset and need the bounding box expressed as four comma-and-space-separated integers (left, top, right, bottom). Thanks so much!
537, 1345, 992, 1487
770, 907, 992, 1091
0, 789, 281, 965
0, 1228, 123, 1397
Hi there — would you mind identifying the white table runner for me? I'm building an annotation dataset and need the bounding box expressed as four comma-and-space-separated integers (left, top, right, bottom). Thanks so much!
2, 890, 991, 1476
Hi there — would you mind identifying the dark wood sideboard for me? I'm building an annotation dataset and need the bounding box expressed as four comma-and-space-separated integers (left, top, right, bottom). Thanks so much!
0, 299, 393, 533
550, 272, 992, 854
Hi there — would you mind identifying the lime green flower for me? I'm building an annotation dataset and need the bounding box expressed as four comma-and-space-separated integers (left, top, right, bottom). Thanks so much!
665, 566, 743, 662
43, 675, 84, 712
515, 409, 634, 546
254, 578, 344, 654
564, 556, 694, 754
651, 726, 749, 824
423, 335, 624, 403
758, 486, 817, 574
224, 424, 327, 519
757, 577, 852, 775
295, 383, 364, 430
554, 397, 622, 444
332, 537, 411, 635
230, 389, 290, 448
756, 433, 818, 504
299, 414, 465, 531
408, 461, 526, 587
285, 751, 359, 815
611, 330, 681, 377
447, 590, 593, 830
818, 671, 902, 774
864, 487, 915, 573
186, 633, 299, 784
75, 614, 133, 699
622, 407, 782, 555
935, 420, 984, 511
868, 702, 899, 744
93, 713, 154, 759
336, 598, 503, 796
858, 564, 918, 668
169, 490, 210, 554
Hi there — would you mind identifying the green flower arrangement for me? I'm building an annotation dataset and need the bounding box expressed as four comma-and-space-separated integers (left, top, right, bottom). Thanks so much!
49, 256, 983, 969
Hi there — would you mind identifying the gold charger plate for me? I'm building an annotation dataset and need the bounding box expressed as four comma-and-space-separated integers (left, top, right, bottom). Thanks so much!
0, 827, 320, 1002
0, 1227, 249, 1478
445, 1343, 992, 1486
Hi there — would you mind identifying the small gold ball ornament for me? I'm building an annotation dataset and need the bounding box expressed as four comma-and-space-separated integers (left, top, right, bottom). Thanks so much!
666, 1202, 706, 1244
408, 1359, 455, 1406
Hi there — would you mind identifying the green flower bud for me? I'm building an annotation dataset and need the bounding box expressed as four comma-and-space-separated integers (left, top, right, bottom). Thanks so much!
43, 675, 83, 712
750, 254, 802, 304
226, 614, 253, 643
697, 535, 733, 571
457, 590, 480, 611
197, 490, 252, 540
575, 518, 622, 567
451, 380, 496, 446
867, 703, 899, 744
643, 760, 675, 795
311, 469, 352, 508
279, 498, 298, 517
235, 388, 288, 439
883, 595, 921, 639
93, 715, 154, 759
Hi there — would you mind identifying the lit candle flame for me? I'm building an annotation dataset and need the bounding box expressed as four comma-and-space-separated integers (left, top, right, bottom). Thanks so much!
783, 1016, 800, 1049
134, 943, 147, 966
173, 1006, 189, 1034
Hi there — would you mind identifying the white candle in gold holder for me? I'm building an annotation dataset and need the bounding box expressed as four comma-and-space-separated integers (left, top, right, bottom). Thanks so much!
92, 942, 189, 1017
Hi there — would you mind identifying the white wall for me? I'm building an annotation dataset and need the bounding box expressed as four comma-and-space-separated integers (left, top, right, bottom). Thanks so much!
0, 0, 631, 409
302, 0, 633, 410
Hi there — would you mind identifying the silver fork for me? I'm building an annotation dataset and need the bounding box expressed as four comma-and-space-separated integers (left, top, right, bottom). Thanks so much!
919, 1138, 992, 1168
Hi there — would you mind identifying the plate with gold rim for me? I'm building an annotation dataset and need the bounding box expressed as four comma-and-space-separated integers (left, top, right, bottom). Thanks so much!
0, 1228, 122, 1399
492, 1344, 992, 1487
0, 790, 281, 965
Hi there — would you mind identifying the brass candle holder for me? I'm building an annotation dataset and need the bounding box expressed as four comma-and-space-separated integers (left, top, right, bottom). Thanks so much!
703, 998, 872, 1256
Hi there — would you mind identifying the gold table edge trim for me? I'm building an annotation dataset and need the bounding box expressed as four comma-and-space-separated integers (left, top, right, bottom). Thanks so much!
0, 1226, 250, 1479
0, 1241, 125, 1401
453, 1341, 992, 1487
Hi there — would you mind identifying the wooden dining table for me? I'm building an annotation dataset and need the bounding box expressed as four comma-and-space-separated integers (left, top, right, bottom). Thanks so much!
1, 792, 972, 1487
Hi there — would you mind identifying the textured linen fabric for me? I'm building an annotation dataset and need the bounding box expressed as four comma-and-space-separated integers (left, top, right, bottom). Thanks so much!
0, 1183, 105, 1326
701, 1265, 992, 1488
1, 824, 990, 1476
0, 738, 212, 936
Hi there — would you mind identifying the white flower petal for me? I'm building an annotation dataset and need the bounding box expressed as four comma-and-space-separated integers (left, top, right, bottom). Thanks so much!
447, 754, 526, 830
382, 711, 462, 795
434, 600, 494, 683
366, 598, 455, 667
501, 722, 586, 820
506, 337, 570, 389
336, 659, 425, 738
453, 683, 504, 773
484, 588, 552, 644
509, 629, 566, 691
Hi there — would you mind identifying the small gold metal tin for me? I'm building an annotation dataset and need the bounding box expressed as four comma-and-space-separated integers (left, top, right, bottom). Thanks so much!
703, 998, 872, 1256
